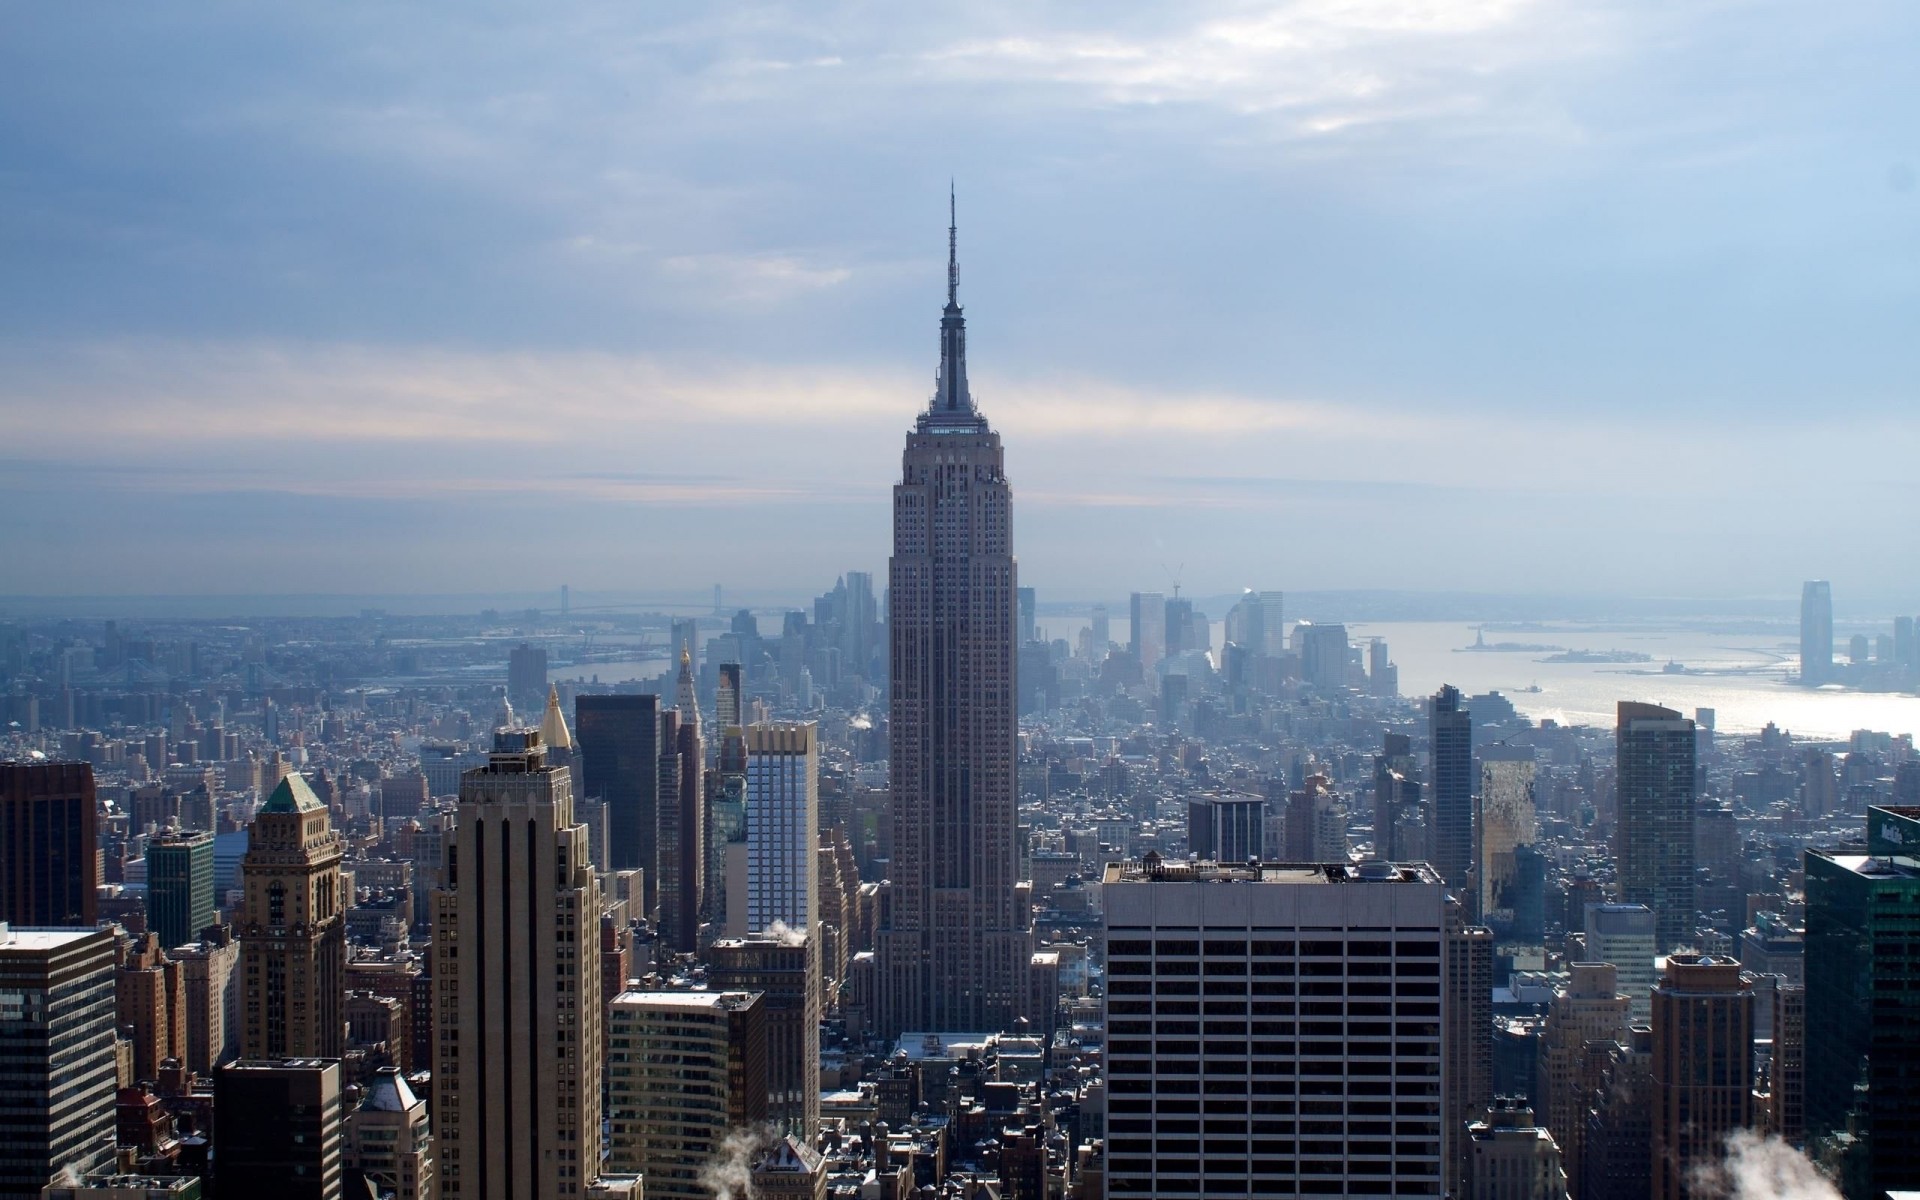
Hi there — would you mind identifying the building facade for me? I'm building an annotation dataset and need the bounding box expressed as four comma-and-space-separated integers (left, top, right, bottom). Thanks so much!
433, 730, 603, 1200
238, 774, 347, 1059
0, 925, 117, 1198
574, 694, 660, 907
1650, 955, 1753, 1200
746, 722, 819, 936
1615, 704, 1698, 952
1800, 581, 1833, 684
146, 831, 215, 951
876, 207, 1031, 1037
0, 760, 98, 927
215, 1059, 343, 1200
710, 934, 821, 1139
1432, 686, 1475, 902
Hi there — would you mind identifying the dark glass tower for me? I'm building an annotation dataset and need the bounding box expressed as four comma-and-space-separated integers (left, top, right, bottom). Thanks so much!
876, 196, 1031, 1036
575, 694, 661, 909
1431, 685, 1474, 901
0, 760, 98, 928
1615, 702, 1698, 952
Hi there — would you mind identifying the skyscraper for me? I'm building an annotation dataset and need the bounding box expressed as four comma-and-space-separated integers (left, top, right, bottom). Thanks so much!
656, 657, 705, 952
1102, 858, 1452, 1198
1615, 703, 1697, 952
216, 1059, 345, 1200
747, 722, 819, 935
1129, 591, 1165, 672
1804, 805, 1920, 1195
1650, 955, 1753, 1200
146, 830, 215, 950
0, 926, 117, 1197
238, 774, 346, 1059
1535, 963, 1629, 1188
1432, 685, 1474, 900
1585, 903, 1659, 1023
1800, 580, 1833, 685
574, 694, 660, 907
876, 199, 1031, 1036
508, 642, 548, 710
433, 729, 603, 1200
1477, 750, 1537, 933
0, 759, 98, 927
711, 935, 820, 1139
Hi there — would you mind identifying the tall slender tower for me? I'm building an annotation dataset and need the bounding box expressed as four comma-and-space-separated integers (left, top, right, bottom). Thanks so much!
877, 193, 1032, 1036
1431, 684, 1474, 902
434, 729, 602, 1200
1616, 702, 1697, 951
1800, 580, 1833, 685
238, 773, 346, 1059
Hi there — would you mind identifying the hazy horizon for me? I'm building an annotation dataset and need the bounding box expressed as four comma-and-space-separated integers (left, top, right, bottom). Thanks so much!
5, 3, 1918, 601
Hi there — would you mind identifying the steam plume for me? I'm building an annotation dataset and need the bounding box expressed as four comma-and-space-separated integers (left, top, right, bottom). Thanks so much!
1692, 1132, 1841, 1200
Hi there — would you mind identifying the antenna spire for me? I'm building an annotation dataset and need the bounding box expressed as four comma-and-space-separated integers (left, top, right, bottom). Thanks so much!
947, 180, 959, 309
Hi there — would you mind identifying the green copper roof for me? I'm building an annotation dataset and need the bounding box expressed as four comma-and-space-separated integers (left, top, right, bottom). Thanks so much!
261, 772, 324, 814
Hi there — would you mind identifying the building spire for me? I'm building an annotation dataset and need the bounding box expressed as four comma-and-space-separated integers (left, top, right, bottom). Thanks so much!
928, 182, 976, 421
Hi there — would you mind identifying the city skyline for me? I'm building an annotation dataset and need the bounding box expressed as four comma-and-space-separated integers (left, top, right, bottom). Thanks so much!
5, 4, 1920, 599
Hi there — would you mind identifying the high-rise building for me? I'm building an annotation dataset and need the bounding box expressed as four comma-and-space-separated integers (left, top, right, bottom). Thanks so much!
1465, 1100, 1570, 1200
1017, 586, 1038, 644
344, 1065, 435, 1200
711, 934, 820, 1139
1650, 955, 1753, 1200
1535, 963, 1629, 1189
1299, 622, 1351, 689
0, 759, 99, 927
1580, 1027, 1654, 1200
1800, 581, 1833, 685
146, 831, 215, 950
1163, 596, 1195, 657
574, 694, 660, 908
716, 662, 744, 729
1478, 750, 1538, 934
175, 925, 239, 1075
215, 1058, 344, 1200
1258, 591, 1287, 656
1584, 904, 1658, 1024
876, 203, 1031, 1037
606, 990, 769, 1199
117, 931, 185, 1084
508, 642, 548, 710
1186, 794, 1264, 862
747, 722, 819, 935
1373, 732, 1424, 864
1130, 592, 1166, 672
0, 925, 117, 1197
433, 729, 603, 1200
1768, 980, 1805, 1149
1432, 685, 1474, 900
1615, 703, 1697, 952
1805, 805, 1920, 1194
1089, 605, 1110, 661
238, 774, 346, 1059
1447, 920, 1496, 1196
1101, 858, 1452, 1198
656, 661, 705, 952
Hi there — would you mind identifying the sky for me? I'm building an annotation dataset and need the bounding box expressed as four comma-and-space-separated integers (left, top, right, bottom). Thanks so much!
3, 2, 1918, 609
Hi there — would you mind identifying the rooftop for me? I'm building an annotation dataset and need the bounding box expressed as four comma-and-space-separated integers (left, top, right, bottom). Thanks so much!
1103, 857, 1440, 886
611, 989, 760, 1012
0, 924, 107, 951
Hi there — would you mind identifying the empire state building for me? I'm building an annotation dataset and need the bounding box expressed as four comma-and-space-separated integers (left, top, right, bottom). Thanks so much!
876, 198, 1033, 1036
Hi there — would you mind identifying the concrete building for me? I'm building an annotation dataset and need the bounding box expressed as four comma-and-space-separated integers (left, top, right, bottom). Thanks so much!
1186, 794, 1264, 862
215, 1058, 343, 1200
1616, 704, 1697, 952
710, 934, 820, 1139
145, 831, 214, 952
344, 1065, 435, 1200
1466, 1100, 1570, 1200
876, 208, 1031, 1038
655, 701, 704, 954
0, 760, 98, 927
1101, 857, 1454, 1197
606, 990, 769, 1199
115, 932, 184, 1085
1800, 581, 1833, 685
1650, 955, 1753, 1200
746, 722, 819, 936
172, 926, 238, 1074
1479, 750, 1538, 932
1534, 963, 1629, 1189
433, 729, 603, 1200
0, 925, 117, 1197
238, 774, 347, 1059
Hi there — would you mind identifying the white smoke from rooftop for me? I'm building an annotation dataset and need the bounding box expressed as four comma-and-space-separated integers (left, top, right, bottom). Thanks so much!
700, 1125, 771, 1200
1692, 1132, 1841, 1200
763, 919, 808, 947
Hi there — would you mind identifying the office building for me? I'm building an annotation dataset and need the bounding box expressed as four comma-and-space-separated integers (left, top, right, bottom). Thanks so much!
1768, 981, 1805, 1148
116, 932, 185, 1084
1101, 857, 1453, 1198
716, 662, 744, 728
0, 759, 98, 927
606, 990, 769, 1199
574, 694, 660, 908
1374, 732, 1423, 864
1584, 904, 1658, 1023
656, 659, 705, 952
146, 831, 215, 951
507, 642, 548, 710
0, 925, 117, 1197
1465, 1100, 1569, 1200
1580, 1028, 1654, 1200
1535, 963, 1628, 1189
215, 1059, 344, 1200
238, 774, 346, 1059
747, 722, 819, 935
1299, 622, 1351, 689
343, 1065, 435, 1200
1805, 805, 1920, 1194
1432, 685, 1474, 900
1800, 581, 1833, 685
1130, 592, 1166, 672
1446, 919, 1497, 1195
1615, 703, 1697, 951
1090, 605, 1110, 660
1478, 750, 1537, 933
433, 729, 603, 1200
1650, 955, 1753, 1200
1186, 794, 1264, 862
876, 206, 1032, 1037
711, 934, 821, 1138
174, 926, 239, 1074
